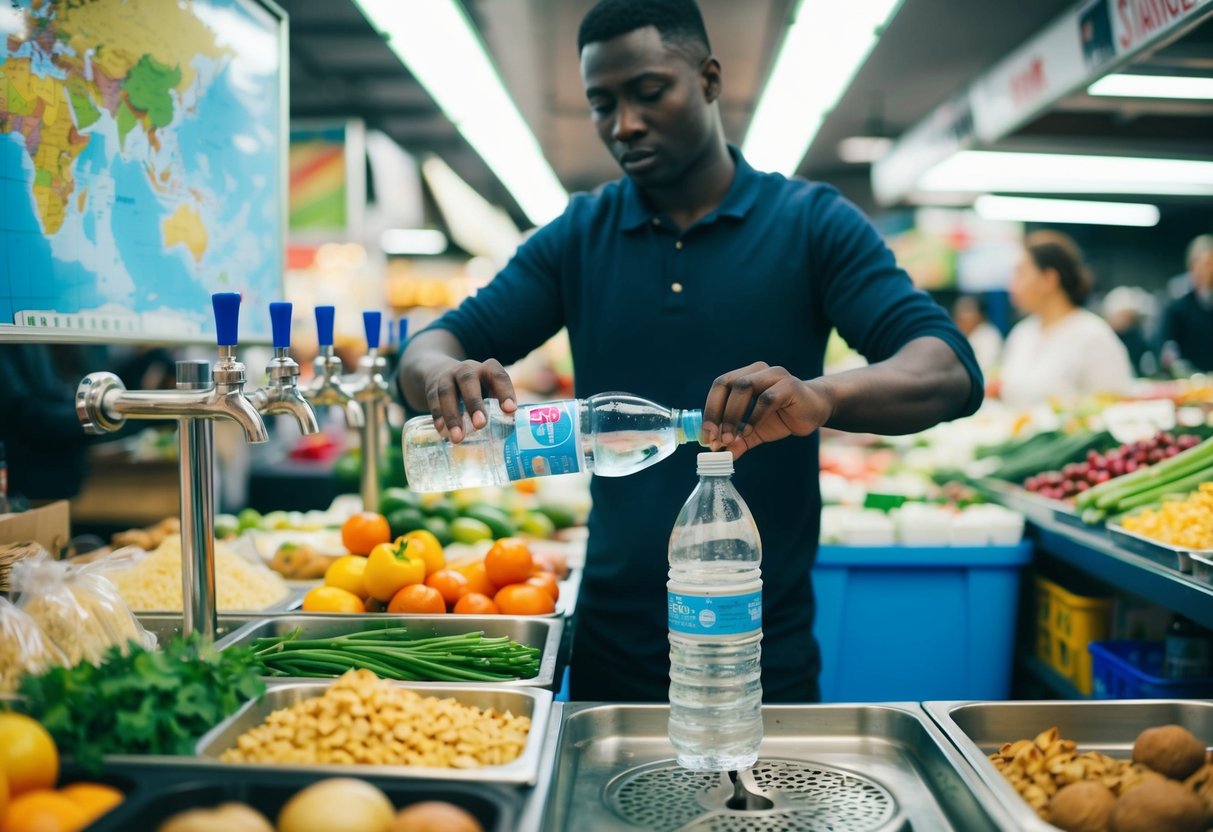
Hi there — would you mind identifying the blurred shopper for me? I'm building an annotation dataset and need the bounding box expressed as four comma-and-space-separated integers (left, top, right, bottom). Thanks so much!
400, 0, 981, 702
951, 294, 1002, 376
0, 344, 175, 501
1102, 286, 1156, 377
1000, 231, 1132, 408
1159, 234, 1213, 374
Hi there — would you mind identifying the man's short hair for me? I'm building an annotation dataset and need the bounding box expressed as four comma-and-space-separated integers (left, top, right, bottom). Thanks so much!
1187, 233, 1213, 266
578, 0, 711, 61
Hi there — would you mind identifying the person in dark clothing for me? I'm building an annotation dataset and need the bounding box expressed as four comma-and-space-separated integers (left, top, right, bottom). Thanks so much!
1160, 234, 1213, 374
398, 0, 981, 702
0, 344, 175, 501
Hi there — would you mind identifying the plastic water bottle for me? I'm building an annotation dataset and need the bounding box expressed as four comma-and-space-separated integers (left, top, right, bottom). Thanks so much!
402, 394, 704, 492
668, 451, 763, 771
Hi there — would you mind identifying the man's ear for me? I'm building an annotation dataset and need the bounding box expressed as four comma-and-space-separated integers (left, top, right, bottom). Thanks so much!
701, 56, 722, 103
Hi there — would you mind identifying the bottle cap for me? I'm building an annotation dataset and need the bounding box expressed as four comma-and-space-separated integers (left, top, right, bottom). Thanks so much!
696, 451, 734, 476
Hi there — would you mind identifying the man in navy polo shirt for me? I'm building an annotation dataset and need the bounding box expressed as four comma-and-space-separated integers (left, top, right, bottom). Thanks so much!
399, 0, 982, 702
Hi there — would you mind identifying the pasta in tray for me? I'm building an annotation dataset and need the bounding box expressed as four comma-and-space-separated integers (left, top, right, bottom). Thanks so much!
104, 535, 290, 612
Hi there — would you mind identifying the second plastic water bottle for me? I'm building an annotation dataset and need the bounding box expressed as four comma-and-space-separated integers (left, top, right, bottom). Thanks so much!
668, 451, 763, 771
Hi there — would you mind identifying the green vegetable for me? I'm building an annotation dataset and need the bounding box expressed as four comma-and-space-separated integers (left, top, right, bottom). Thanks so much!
450, 517, 493, 544
387, 507, 426, 538
990, 431, 1112, 483
462, 504, 516, 539
378, 487, 421, 517
251, 626, 541, 683
1076, 437, 1213, 511
421, 516, 454, 547
236, 507, 262, 532
17, 634, 265, 772
423, 497, 459, 523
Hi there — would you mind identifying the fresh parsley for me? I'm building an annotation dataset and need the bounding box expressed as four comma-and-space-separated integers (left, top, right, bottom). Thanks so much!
16, 633, 265, 772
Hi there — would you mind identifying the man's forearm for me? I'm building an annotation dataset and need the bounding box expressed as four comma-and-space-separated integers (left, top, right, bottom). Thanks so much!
398, 329, 467, 413
809, 336, 974, 435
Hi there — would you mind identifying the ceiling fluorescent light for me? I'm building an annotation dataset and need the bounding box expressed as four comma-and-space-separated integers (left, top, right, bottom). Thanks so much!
1088, 74, 1213, 100
837, 136, 892, 164
354, 0, 567, 226
974, 195, 1160, 227
743, 0, 901, 176
381, 229, 448, 256
918, 151, 1213, 196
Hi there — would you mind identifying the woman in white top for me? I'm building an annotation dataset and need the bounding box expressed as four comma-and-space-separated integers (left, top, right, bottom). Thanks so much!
1000, 231, 1133, 409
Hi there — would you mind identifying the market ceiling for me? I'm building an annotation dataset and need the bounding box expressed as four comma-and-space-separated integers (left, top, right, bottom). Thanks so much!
281, 0, 1213, 226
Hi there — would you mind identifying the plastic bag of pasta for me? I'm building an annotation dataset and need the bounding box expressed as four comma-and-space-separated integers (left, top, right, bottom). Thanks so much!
11, 551, 157, 667
0, 595, 69, 692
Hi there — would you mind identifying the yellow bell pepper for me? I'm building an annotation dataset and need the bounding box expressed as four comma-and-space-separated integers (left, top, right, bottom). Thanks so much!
364, 539, 427, 602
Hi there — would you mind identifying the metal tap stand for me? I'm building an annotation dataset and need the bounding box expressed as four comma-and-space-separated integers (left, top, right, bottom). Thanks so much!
352, 311, 391, 513
76, 292, 269, 641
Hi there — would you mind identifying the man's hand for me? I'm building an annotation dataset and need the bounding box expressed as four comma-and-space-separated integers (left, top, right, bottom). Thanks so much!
702, 362, 833, 459
422, 356, 517, 443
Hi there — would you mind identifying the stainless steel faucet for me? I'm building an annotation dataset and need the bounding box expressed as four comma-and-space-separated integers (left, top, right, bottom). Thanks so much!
351, 311, 391, 514
248, 302, 320, 435
305, 305, 364, 429
76, 293, 278, 641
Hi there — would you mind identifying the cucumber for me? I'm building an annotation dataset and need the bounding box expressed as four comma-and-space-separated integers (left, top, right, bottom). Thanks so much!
462, 504, 517, 539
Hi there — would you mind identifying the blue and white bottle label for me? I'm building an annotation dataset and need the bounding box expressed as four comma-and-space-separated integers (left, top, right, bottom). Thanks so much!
668, 585, 762, 637
503, 400, 583, 481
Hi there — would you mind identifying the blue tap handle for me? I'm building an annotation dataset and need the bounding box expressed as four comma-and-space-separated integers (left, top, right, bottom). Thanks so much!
212, 292, 241, 347
269, 302, 292, 350
398, 318, 409, 347
363, 311, 382, 350
315, 306, 335, 348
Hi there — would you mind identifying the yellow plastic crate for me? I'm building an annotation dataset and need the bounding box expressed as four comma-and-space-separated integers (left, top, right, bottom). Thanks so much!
1034, 575, 1112, 695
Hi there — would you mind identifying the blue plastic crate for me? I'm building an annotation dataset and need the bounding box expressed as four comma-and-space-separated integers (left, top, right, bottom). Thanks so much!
812, 542, 1033, 702
1089, 640, 1213, 699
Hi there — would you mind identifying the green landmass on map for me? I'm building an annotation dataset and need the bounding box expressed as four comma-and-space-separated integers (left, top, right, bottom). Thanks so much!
67, 78, 101, 129
123, 54, 181, 129
116, 99, 137, 148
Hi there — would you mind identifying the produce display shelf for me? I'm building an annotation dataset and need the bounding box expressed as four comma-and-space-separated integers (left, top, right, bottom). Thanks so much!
1028, 511, 1213, 631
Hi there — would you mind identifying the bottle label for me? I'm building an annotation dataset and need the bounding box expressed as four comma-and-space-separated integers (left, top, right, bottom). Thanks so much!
668, 587, 762, 637
502, 401, 583, 481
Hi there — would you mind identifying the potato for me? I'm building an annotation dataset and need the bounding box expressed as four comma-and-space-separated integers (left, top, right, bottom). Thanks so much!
1048, 781, 1116, 832
1132, 725, 1208, 780
1110, 779, 1205, 832
390, 802, 484, 832
157, 802, 272, 832
278, 778, 394, 832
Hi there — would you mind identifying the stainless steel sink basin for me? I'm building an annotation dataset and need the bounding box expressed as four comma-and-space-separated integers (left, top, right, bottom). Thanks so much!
541, 703, 1014, 831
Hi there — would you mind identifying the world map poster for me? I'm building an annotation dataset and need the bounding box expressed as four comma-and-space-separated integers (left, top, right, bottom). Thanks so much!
0, 0, 285, 342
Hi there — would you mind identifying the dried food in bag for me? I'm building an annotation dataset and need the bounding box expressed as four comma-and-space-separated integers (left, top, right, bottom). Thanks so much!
11, 551, 156, 666
0, 595, 68, 691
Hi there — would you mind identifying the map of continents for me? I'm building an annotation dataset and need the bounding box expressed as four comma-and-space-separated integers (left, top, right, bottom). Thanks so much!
0, 0, 282, 340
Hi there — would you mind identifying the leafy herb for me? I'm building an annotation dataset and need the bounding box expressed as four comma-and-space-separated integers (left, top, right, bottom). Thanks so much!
16, 633, 265, 772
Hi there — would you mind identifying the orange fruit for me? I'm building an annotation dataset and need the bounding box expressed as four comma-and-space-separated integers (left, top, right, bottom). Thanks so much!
2, 790, 87, 832
425, 569, 470, 606
341, 511, 392, 555
453, 592, 500, 615
302, 585, 366, 614
494, 583, 556, 616
484, 538, 534, 588
457, 561, 497, 598
324, 554, 369, 597
525, 572, 560, 602
387, 584, 446, 614
58, 782, 124, 824
0, 713, 58, 796
0, 772, 9, 829
396, 530, 445, 575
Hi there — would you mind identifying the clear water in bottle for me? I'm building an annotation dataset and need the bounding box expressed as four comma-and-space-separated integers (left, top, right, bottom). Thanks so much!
402, 394, 704, 492
668, 451, 763, 771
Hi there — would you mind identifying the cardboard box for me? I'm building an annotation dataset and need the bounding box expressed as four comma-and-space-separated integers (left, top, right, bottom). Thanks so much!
0, 500, 71, 556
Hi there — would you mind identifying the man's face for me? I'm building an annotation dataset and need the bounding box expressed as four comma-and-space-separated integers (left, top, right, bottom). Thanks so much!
580, 26, 717, 187
1191, 249, 1213, 293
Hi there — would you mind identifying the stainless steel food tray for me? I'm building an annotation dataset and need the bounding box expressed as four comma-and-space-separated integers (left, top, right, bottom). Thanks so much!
541, 703, 1015, 831
129, 583, 307, 618
213, 614, 563, 689
925, 699, 1213, 832
1106, 521, 1206, 573
195, 680, 552, 785
135, 613, 265, 643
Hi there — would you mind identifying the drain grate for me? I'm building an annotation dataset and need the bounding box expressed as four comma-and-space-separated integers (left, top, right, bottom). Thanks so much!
604, 758, 904, 832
